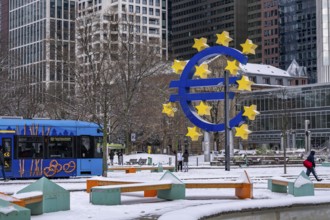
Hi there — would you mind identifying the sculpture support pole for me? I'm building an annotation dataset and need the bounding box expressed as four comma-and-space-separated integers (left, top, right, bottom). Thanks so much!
224, 70, 230, 171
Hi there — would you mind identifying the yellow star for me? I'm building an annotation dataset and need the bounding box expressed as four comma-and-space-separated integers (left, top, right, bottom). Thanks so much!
192, 38, 209, 52
194, 64, 211, 79
237, 75, 253, 91
243, 105, 260, 120
225, 60, 240, 76
172, 60, 187, 74
240, 39, 258, 55
186, 126, 202, 141
216, 31, 233, 47
235, 124, 252, 140
195, 101, 212, 116
162, 102, 176, 117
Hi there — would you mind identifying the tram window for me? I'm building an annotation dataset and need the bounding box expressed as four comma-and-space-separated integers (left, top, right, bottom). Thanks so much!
94, 137, 103, 158
47, 137, 73, 158
17, 136, 44, 159
80, 136, 92, 158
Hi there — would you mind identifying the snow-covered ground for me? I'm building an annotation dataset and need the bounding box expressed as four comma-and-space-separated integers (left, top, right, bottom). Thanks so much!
1, 154, 330, 220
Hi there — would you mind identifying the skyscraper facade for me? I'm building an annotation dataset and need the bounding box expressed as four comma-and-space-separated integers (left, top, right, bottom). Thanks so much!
247, 0, 262, 64
0, 0, 9, 47
9, 0, 76, 100
279, 0, 317, 83
77, 0, 167, 60
171, 0, 248, 60
317, 0, 330, 83
261, 0, 279, 67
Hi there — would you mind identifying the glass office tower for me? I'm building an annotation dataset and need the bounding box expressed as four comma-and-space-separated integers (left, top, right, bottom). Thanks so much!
317, 0, 330, 83
241, 83, 330, 150
9, 0, 76, 101
279, 0, 317, 83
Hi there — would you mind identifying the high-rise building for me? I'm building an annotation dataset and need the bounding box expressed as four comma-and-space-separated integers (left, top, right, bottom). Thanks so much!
0, 0, 9, 47
171, 0, 248, 60
77, 0, 167, 60
9, 0, 76, 100
247, 0, 280, 67
247, 0, 262, 64
279, 0, 317, 83
261, 0, 280, 67
317, 0, 330, 83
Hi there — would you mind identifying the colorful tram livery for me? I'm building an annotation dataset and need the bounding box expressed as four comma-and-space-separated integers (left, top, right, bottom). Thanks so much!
0, 118, 103, 179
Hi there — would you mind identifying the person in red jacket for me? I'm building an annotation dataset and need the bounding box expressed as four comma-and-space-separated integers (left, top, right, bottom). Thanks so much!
306, 150, 322, 181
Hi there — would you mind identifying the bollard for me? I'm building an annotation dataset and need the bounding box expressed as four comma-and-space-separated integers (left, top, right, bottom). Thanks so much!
196, 157, 198, 167
169, 157, 172, 166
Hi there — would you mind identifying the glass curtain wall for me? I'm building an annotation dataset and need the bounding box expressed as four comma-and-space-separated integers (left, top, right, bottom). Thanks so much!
240, 83, 330, 150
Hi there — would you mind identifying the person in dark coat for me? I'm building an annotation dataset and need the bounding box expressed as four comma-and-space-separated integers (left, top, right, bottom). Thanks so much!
109, 150, 115, 166
0, 147, 6, 180
306, 150, 322, 181
183, 149, 189, 172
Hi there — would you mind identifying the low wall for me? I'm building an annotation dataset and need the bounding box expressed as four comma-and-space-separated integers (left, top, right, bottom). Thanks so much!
205, 203, 330, 220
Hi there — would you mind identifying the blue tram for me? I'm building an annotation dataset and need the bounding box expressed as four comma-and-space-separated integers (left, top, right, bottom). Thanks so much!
0, 118, 103, 179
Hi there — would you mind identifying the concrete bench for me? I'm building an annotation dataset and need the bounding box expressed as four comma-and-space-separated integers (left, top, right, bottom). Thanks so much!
108, 165, 175, 173
268, 171, 314, 197
0, 192, 43, 207
13, 192, 43, 207
126, 159, 138, 165
90, 181, 185, 205
314, 182, 330, 188
268, 177, 294, 193
86, 179, 141, 193
0, 198, 30, 220
184, 170, 253, 199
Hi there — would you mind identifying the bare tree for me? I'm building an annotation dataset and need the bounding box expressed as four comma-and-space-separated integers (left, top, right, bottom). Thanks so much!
275, 87, 292, 174
0, 39, 45, 118
73, 9, 168, 175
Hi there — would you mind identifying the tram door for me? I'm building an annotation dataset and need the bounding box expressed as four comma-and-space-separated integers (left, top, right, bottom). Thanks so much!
0, 131, 15, 177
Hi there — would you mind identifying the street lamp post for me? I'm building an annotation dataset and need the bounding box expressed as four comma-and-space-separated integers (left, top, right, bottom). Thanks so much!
305, 120, 310, 152
224, 70, 230, 171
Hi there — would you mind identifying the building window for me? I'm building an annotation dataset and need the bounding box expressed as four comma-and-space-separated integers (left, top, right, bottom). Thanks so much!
249, 76, 257, 83
143, 16, 147, 24
263, 77, 270, 84
276, 78, 283, 85
142, 7, 147, 14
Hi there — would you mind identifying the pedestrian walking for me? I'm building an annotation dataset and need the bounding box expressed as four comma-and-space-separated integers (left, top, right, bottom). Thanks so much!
183, 149, 189, 172
304, 150, 322, 181
109, 150, 114, 166
177, 150, 183, 171
117, 150, 124, 165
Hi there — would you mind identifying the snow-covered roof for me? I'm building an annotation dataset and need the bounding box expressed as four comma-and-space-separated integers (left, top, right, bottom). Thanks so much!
286, 59, 307, 77
240, 63, 291, 78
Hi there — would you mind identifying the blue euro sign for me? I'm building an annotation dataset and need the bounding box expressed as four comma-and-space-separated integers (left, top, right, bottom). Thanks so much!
169, 46, 248, 132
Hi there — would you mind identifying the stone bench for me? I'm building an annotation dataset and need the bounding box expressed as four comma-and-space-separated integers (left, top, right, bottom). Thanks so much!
90, 181, 185, 205
0, 191, 43, 207
108, 165, 175, 173
268, 171, 314, 197
184, 170, 253, 199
